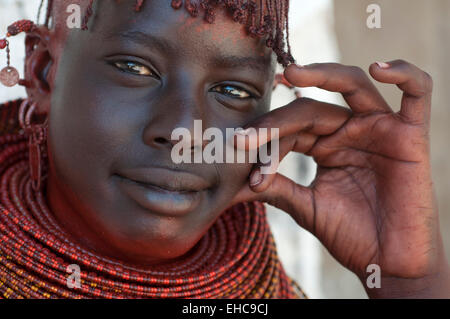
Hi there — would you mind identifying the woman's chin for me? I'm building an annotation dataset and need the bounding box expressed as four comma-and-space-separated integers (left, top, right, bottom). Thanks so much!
92, 224, 204, 266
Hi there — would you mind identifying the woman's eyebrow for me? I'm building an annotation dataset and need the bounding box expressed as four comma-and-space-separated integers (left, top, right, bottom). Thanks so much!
104, 30, 269, 73
104, 30, 175, 53
211, 54, 270, 74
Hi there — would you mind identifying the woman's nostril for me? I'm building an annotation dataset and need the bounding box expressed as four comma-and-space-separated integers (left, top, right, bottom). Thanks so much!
154, 137, 168, 144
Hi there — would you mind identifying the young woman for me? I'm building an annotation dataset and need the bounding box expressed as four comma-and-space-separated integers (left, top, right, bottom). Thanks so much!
0, 0, 448, 299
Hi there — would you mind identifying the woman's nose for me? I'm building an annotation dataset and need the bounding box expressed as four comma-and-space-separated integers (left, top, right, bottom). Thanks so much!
142, 97, 207, 151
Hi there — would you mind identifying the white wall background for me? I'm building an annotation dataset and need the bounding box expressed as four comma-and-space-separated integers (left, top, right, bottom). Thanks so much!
269, 0, 365, 299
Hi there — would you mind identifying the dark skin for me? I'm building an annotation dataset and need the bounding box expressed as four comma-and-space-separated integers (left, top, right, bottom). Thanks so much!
23, 1, 450, 297
27, 1, 275, 265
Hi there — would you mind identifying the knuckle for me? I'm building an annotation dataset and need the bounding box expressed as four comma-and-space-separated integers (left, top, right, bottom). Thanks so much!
412, 71, 433, 96
292, 97, 316, 109
397, 60, 433, 96
343, 120, 362, 141
347, 66, 369, 86
298, 97, 316, 104
307, 63, 322, 69
395, 59, 415, 73
348, 65, 366, 78
422, 71, 434, 92
394, 58, 409, 65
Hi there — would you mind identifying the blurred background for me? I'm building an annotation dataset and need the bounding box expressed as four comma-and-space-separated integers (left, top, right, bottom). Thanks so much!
1, 0, 449, 298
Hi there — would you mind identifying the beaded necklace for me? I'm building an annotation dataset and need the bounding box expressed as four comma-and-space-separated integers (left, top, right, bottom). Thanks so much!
0, 100, 305, 299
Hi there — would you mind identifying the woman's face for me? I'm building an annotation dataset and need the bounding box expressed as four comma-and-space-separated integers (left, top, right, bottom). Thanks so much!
46, 1, 275, 265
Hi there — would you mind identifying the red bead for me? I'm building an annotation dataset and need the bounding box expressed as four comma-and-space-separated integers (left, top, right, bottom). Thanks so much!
0, 39, 7, 49
7, 20, 36, 37
171, 0, 182, 9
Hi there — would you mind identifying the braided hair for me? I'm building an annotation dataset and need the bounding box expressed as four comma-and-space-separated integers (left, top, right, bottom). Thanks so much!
37, 0, 295, 67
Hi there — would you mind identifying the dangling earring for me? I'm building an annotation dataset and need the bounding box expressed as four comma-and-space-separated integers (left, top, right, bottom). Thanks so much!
0, 20, 36, 87
18, 99, 48, 191
0, 38, 19, 87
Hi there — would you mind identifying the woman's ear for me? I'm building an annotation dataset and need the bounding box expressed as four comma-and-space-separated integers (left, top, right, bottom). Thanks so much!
24, 26, 54, 115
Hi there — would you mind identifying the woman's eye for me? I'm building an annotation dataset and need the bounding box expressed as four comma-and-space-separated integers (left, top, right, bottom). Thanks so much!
212, 85, 252, 99
113, 61, 153, 76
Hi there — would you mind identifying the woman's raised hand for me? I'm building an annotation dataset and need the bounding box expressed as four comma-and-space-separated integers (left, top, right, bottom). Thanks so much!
232, 61, 450, 298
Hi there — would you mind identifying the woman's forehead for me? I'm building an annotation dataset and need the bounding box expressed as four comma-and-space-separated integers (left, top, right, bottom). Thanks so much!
99, 1, 270, 56
60, 0, 273, 73
51, 1, 281, 69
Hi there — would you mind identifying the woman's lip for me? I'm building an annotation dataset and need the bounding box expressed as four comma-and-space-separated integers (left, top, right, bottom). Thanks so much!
116, 175, 203, 217
117, 167, 211, 192
132, 179, 195, 194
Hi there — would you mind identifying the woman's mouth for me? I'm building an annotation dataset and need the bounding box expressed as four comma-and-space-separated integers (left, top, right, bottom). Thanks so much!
114, 167, 210, 217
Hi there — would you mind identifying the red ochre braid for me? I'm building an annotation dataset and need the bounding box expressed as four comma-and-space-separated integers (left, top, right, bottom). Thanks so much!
0, 99, 305, 299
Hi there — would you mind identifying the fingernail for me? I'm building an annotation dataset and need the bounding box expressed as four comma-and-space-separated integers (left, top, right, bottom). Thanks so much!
376, 61, 390, 69
235, 128, 256, 149
234, 128, 251, 136
250, 169, 263, 187
295, 63, 304, 69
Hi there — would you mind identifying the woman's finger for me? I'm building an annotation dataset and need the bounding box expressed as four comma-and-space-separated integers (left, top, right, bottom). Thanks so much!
230, 172, 315, 231
284, 63, 392, 114
249, 132, 318, 192
369, 59, 433, 124
234, 97, 351, 150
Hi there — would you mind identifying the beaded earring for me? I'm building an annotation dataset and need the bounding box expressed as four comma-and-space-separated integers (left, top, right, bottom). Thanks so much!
0, 20, 36, 87
1, 19, 47, 191
18, 99, 48, 191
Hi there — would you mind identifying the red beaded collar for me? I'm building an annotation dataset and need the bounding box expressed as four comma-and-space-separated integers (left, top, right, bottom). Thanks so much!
0, 99, 305, 299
